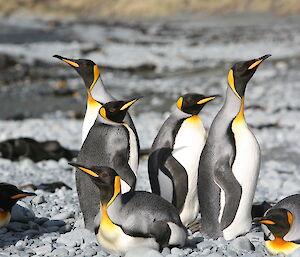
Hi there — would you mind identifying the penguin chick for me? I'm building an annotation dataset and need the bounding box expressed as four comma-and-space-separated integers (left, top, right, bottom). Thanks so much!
0, 183, 36, 227
149, 93, 217, 227
75, 97, 141, 231
254, 194, 300, 255
69, 163, 187, 256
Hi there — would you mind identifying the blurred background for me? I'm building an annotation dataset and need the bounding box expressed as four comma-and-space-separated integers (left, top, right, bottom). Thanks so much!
0, 0, 300, 199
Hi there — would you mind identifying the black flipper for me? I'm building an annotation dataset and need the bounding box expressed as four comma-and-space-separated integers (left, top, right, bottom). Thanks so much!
214, 156, 242, 230
162, 149, 188, 213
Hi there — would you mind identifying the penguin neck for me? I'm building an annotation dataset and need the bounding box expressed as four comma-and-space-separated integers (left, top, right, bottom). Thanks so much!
89, 76, 113, 103
100, 176, 121, 208
171, 105, 193, 120
221, 87, 244, 120
96, 113, 124, 126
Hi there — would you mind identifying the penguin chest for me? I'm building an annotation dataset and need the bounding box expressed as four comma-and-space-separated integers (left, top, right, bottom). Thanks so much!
266, 238, 300, 255
97, 208, 158, 255
0, 211, 11, 228
172, 116, 206, 225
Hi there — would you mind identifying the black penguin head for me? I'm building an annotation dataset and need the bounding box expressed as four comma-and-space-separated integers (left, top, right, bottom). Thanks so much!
0, 183, 36, 211
99, 97, 142, 123
69, 163, 120, 204
228, 54, 271, 99
53, 55, 100, 90
176, 93, 217, 115
254, 208, 292, 238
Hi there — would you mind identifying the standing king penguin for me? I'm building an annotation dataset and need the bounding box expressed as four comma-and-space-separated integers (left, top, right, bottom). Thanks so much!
69, 163, 187, 256
75, 98, 140, 231
53, 55, 140, 230
148, 93, 217, 227
254, 194, 300, 255
0, 183, 36, 227
198, 55, 271, 240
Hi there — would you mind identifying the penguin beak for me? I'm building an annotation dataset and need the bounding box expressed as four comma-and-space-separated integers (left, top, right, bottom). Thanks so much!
53, 55, 80, 68
120, 97, 143, 111
197, 95, 219, 105
68, 162, 99, 178
253, 217, 276, 225
10, 192, 36, 199
248, 54, 271, 70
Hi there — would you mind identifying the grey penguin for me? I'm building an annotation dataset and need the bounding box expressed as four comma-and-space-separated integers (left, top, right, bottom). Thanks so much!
148, 93, 217, 227
0, 183, 36, 227
75, 98, 140, 231
254, 194, 300, 255
198, 54, 271, 240
69, 163, 187, 256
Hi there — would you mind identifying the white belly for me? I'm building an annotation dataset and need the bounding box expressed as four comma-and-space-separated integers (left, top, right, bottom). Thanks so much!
222, 122, 261, 240
172, 116, 206, 226
0, 211, 11, 228
97, 225, 159, 256
82, 101, 101, 144
122, 124, 139, 193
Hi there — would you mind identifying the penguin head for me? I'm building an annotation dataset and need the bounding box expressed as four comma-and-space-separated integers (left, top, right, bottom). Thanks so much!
254, 208, 292, 238
176, 93, 217, 115
53, 55, 100, 91
0, 183, 36, 211
99, 97, 142, 123
228, 54, 271, 99
69, 163, 120, 204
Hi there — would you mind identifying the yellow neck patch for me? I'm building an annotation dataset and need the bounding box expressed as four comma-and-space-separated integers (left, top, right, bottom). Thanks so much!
90, 65, 100, 91
107, 176, 121, 206
228, 69, 241, 99
87, 90, 101, 108
186, 115, 201, 124
232, 96, 246, 129
266, 237, 300, 255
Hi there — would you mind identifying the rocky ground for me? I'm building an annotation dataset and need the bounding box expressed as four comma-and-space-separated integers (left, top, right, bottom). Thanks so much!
0, 15, 300, 256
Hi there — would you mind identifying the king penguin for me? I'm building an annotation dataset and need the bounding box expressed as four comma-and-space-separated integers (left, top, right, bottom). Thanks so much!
75, 98, 140, 231
69, 163, 187, 256
254, 194, 300, 255
198, 54, 271, 240
0, 183, 36, 227
148, 93, 217, 227
52, 55, 139, 145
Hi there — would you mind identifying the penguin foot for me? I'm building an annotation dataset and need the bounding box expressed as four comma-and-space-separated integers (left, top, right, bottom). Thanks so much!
187, 220, 201, 233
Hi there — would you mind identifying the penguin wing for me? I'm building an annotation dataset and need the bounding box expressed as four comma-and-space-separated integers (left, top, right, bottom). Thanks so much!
162, 150, 188, 213
214, 157, 242, 230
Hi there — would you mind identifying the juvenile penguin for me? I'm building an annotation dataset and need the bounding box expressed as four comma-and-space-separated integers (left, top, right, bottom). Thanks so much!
75, 98, 140, 231
69, 163, 187, 256
53, 55, 138, 144
0, 183, 36, 227
198, 55, 271, 240
254, 194, 300, 255
148, 93, 217, 227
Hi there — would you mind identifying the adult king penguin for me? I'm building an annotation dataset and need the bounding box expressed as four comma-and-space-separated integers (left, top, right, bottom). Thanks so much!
254, 194, 300, 255
198, 54, 271, 240
75, 98, 140, 231
69, 163, 187, 256
148, 93, 217, 227
53, 55, 140, 230
0, 183, 36, 227
52, 55, 138, 145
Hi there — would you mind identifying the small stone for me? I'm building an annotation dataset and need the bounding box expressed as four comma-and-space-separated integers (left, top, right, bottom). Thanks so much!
170, 247, 185, 256
161, 247, 171, 256
7, 222, 30, 231
82, 247, 97, 256
0, 227, 8, 234
57, 228, 97, 247
15, 240, 26, 251
228, 237, 255, 252
43, 220, 66, 227
33, 245, 53, 255
34, 217, 49, 225
124, 247, 163, 257
52, 211, 74, 220
206, 253, 223, 257
52, 248, 69, 256
32, 195, 45, 204
11, 202, 35, 223
197, 241, 216, 251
